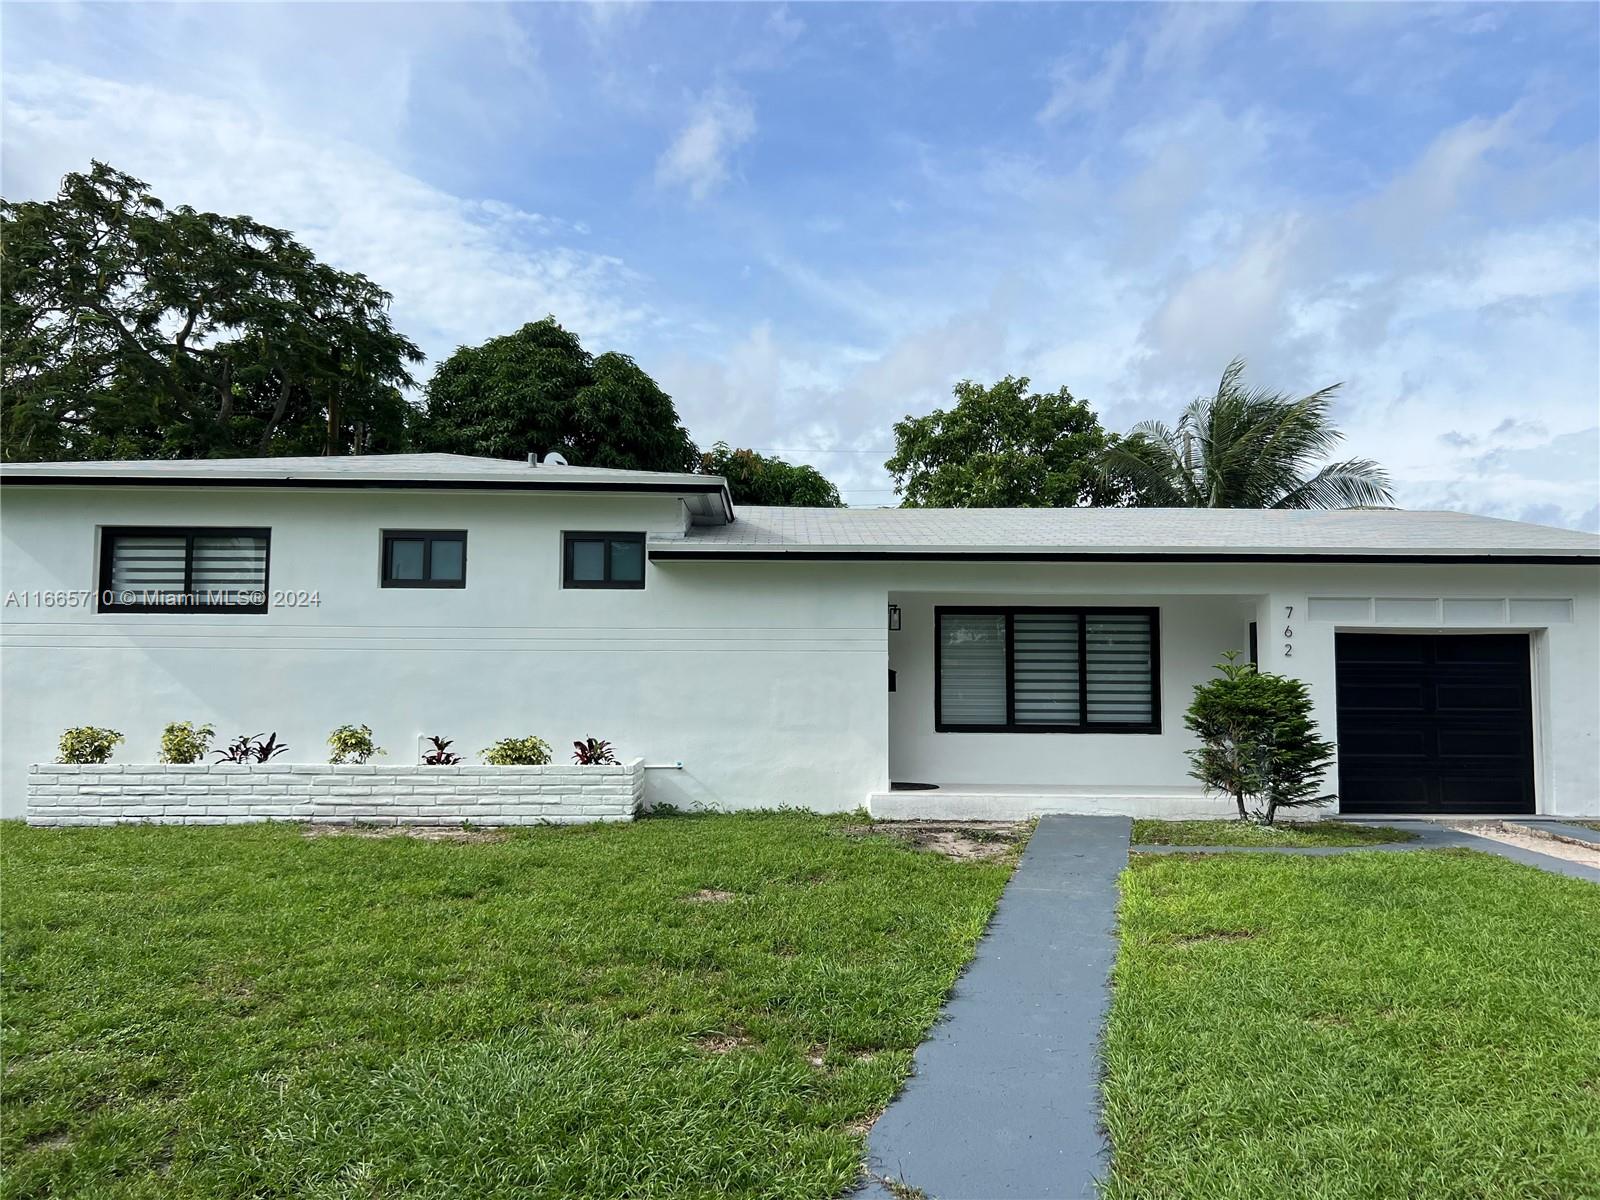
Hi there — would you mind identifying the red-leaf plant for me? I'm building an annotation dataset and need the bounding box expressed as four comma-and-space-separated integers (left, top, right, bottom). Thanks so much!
422, 736, 463, 766
213, 733, 289, 763
572, 737, 618, 766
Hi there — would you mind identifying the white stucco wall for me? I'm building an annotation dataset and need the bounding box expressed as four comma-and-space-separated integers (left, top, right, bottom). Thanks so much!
878, 561, 1598, 816
2, 485, 1596, 818
0, 486, 886, 818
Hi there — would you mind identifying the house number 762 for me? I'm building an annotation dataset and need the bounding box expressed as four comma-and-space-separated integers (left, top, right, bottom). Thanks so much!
1283, 605, 1294, 657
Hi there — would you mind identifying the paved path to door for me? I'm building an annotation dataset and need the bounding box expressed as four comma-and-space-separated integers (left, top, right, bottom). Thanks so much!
855, 813, 1596, 1199
859, 815, 1128, 1200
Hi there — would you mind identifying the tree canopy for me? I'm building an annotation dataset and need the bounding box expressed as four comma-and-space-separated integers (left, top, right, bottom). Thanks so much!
1103, 359, 1394, 509
417, 318, 699, 471
884, 376, 1123, 508
697, 443, 843, 507
1, 161, 422, 462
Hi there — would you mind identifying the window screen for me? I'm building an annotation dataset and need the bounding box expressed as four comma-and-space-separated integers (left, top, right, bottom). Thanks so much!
936, 607, 1158, 732
99, 528, 269, 613
938, 613, 1007, 726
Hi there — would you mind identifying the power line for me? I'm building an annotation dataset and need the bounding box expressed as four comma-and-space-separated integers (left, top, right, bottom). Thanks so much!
746, 447, 894, 455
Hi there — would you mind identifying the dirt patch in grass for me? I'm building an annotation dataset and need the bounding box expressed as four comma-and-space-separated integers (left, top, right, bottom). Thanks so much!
1172, 929, 1258, 946
844, 821, 1029, 862
300, 823, 510, 844
692, 1031, 755, 1054
682, 887, 737, 903
1453, 821, 1600, 869
24, 1132, 73, 1153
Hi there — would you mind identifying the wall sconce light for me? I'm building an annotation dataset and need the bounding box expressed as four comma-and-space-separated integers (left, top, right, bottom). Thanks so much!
888, 604, 902, 631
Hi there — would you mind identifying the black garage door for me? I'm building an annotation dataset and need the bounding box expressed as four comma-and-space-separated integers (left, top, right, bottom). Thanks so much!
1335, 633, 1534, 815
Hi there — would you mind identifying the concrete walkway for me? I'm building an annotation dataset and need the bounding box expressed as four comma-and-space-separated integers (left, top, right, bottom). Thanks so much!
859, 815, 1128, 1200
855, 812, 1596, 1199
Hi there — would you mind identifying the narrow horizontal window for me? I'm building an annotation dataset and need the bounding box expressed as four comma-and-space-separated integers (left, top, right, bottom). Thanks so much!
563, 532, 646, 589
99, 527, 269, 613
382, 530, 467, 588
935, 606, 1159, 733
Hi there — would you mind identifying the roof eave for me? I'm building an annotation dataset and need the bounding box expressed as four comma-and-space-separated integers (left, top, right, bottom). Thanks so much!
646, 546, 1599, 564
0, 469, 735, 522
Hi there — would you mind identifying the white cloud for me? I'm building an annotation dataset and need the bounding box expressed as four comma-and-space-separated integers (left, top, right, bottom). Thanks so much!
2, 65, 652, 374
1037, 41, 1129, 124
655, 88, 757, 202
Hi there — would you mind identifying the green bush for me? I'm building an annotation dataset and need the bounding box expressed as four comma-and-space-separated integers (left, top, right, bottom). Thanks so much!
57, 727, 125, 765
327, 724, 383, 765
158, 721, 215, 764
1184, 653, 1335, 825
481, 736, 552, 766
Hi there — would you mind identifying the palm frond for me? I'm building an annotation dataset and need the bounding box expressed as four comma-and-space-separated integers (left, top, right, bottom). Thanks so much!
1271, 458, 1395, 509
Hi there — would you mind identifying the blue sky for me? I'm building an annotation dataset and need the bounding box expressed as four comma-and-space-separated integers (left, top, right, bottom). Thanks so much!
4, 2, 1597, 525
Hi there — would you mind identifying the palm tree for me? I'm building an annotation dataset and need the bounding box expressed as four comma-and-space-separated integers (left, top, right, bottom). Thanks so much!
1103, 359, 1394, 509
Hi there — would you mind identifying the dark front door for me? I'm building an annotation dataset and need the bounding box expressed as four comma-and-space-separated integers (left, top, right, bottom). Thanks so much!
1335, 633, 1535, 815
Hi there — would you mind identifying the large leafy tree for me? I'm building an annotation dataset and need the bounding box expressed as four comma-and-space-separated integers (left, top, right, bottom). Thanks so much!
697, 443, 843, 507
1104, 359, 1394, 509
885, 376, 1122, 507
417, 318, 698, 471
1, 162, 422, 462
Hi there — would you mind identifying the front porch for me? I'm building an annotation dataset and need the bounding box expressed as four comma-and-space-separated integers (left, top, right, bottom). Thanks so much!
883, 587, 1264, 820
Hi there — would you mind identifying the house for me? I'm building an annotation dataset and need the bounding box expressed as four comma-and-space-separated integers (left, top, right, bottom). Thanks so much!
1, 452, 1596, 822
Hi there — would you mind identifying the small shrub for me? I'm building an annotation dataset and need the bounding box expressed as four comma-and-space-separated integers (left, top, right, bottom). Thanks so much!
327, 724, 383, 765
422, 736, 463, 766
159, 721, 215, 764
572, 737, 618, 765
57, 726, 124, 765
1185, 653, 1335, 825
482, 736, 552, 766
214, 733, 289, 764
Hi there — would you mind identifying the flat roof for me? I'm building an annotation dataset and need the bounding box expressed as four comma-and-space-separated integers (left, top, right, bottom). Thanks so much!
652, 505, 1600, 563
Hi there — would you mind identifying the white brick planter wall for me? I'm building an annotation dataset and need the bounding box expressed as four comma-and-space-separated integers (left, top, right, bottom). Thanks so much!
25, 759, 646, 827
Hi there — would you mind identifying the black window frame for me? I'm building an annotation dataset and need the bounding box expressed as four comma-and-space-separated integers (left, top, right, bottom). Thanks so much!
381, 529, 468, 589
562, 531, 647, 590
97, 525, 271, 615
933, 605, 1161, 734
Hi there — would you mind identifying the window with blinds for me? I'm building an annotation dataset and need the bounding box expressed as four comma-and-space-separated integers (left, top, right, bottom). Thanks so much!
98, 528, 269, 612
936, 607, 1158, 732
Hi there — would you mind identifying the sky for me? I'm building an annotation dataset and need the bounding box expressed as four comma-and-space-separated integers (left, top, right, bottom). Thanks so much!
3, 1, 1598, 527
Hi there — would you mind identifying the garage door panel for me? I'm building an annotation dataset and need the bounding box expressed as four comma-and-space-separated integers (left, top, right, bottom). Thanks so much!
1343, 728, 1431, 758
1339, 773, 1430, 811
1439, 775, 1534, 813
1435, 683, 1523, 711
1338, 638, 1428, 665
1434, 637, 1528, 665
1339, 682, 1427, 711
1336, 633, 1533, 815
1435, 729, 1527, 759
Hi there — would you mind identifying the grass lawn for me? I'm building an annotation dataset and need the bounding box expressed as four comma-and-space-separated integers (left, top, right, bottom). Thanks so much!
1, 812, 1014, 1199
1103, 850, 1600, 1199
1130, 818, 1415, 847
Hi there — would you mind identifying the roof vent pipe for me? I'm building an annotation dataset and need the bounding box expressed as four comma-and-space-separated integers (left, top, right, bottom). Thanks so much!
527, 453, 538, 467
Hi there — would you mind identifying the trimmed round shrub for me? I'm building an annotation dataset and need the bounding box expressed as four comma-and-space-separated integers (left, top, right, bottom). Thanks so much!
58, 727, 125, 765
481, 736, 553, 766
159, 721, 215, 764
